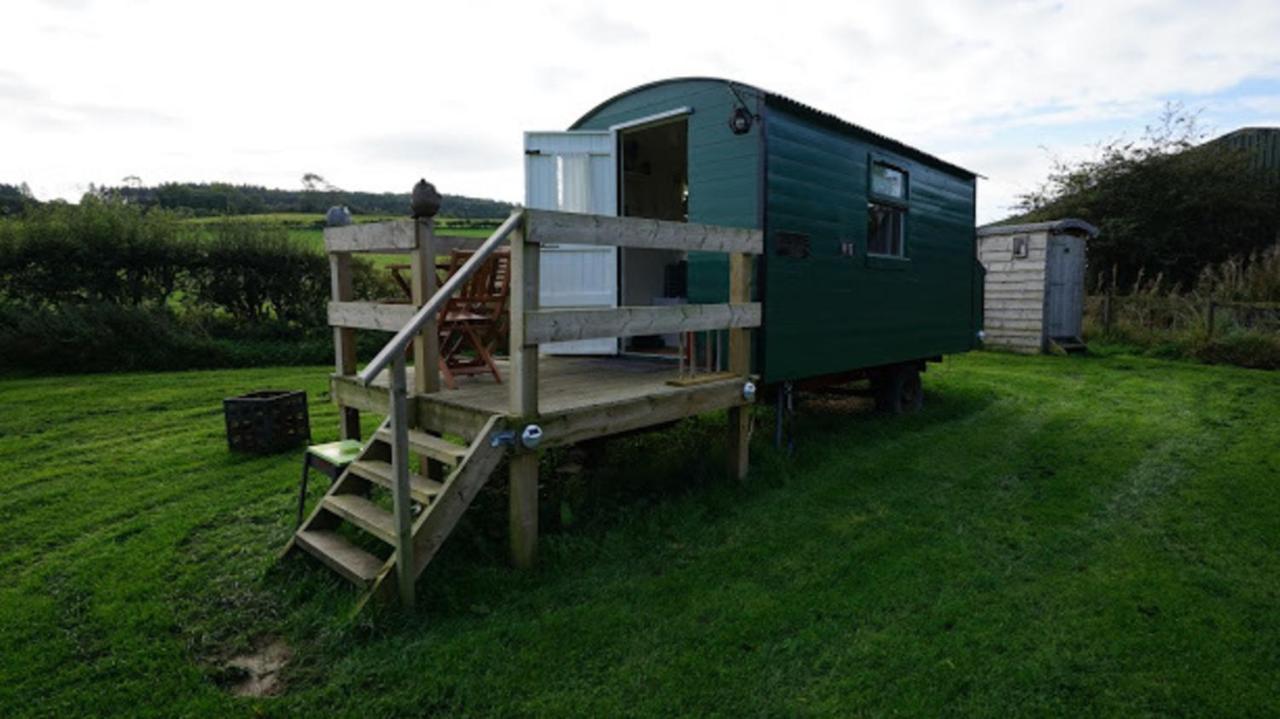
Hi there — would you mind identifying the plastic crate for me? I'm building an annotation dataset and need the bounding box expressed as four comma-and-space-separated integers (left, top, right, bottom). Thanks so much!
223, 390, 310, 454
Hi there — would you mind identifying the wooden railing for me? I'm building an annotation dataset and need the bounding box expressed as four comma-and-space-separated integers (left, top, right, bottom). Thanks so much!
325, 205, 763, 590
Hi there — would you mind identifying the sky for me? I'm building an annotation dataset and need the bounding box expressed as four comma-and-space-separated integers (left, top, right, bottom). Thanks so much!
3, 0, 1279, 223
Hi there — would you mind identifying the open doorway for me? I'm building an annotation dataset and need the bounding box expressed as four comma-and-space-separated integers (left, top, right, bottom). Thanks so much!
618, 117, 689, 355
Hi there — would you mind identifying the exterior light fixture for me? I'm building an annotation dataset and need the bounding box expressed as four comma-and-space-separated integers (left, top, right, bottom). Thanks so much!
729, 107, 753, 135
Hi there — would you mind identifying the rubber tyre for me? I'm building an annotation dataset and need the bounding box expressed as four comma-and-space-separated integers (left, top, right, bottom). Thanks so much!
874, 365, 923, 414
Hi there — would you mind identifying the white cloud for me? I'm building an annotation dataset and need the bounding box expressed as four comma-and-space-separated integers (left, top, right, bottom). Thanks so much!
2, 0, 1279, 221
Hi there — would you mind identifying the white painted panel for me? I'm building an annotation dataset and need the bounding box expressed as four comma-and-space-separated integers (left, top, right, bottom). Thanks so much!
523, 130, 618, 355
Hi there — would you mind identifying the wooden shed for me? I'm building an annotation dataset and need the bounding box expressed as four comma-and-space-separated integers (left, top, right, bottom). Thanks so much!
975, 219, 1099, 353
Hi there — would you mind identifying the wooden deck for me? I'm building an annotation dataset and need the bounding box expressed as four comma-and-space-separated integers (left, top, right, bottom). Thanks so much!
295, 208, 762, 607
331, 355, 750, 448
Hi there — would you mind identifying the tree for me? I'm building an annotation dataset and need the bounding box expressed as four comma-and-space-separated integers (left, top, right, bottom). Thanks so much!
301, 173, 339, 192
1015, 104, 1280, 289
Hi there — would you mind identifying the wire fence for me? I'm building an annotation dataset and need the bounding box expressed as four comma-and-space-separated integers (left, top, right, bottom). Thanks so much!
1086, 294, 1280, 337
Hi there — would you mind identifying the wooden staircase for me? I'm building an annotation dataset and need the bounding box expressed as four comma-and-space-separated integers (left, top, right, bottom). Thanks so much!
289, 205, 762, 613
283, 415, 508, 611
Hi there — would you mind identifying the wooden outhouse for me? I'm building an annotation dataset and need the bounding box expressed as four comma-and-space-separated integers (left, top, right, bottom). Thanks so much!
975, 219, 1099, 353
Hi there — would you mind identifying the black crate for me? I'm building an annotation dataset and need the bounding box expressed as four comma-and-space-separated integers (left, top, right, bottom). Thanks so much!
223, 390, 310, 454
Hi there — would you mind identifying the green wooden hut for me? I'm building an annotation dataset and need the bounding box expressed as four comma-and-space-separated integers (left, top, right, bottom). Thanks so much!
526, 77, 982, 407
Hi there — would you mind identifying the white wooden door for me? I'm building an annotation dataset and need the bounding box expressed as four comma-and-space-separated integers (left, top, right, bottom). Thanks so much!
524, 131, 618, 355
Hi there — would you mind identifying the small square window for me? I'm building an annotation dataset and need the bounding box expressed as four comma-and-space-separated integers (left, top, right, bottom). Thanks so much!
870, 163, 906, 201
1012, 235, 1029, 259
867, 202, 905, 257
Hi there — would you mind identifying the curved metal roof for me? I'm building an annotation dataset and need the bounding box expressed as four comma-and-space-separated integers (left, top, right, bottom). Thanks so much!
977, 218, 1099, 238
569, 76, 977, 178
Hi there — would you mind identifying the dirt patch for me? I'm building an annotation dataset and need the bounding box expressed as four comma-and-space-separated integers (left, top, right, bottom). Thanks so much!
222, 637, 292, 697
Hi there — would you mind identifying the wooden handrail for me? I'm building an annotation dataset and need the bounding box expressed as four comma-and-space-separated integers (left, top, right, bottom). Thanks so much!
523, 209, 763, 254
358, 209, 523, 386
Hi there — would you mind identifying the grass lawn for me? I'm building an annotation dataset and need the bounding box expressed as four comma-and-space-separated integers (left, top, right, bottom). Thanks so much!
1, 351, 1277, 716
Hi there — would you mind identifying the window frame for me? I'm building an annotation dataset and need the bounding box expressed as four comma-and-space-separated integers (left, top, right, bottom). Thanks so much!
865, 155, 910, 263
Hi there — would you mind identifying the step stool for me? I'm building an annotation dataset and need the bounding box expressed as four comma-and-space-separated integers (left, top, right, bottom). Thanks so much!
297, 439, 364, 527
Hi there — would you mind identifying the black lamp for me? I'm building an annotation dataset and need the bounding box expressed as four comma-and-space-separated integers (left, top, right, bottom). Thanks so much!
729, 107, 753, 135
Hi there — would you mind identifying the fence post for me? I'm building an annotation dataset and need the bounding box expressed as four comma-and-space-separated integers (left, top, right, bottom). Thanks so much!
727, 252, 751, 481
411, 217, 441, 396
1102, 287, 1114, 336
411, 212, 443, 479
388, 353, 415, 609
508, 213, 539, 569
330, 252, 360, 440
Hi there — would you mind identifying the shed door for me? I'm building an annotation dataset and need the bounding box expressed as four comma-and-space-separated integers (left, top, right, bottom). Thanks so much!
524, 131, 618, 355
1045, 235, 1085, 339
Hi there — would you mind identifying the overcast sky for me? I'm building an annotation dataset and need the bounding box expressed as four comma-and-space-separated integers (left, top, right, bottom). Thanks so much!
4, 0, 1279, 222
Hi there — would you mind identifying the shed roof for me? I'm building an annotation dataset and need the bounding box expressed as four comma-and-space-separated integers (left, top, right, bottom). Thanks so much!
976, 219, 1099, 238
569, 76, 978, 179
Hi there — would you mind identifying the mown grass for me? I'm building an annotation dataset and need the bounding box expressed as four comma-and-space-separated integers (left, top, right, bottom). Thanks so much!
0, 352, 1277, 717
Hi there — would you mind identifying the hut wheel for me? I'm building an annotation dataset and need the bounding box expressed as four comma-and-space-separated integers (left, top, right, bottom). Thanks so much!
875, 365, 923, 414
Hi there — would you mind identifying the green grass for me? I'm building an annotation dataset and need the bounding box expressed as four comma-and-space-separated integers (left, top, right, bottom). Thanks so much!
1, 352, 1278, 716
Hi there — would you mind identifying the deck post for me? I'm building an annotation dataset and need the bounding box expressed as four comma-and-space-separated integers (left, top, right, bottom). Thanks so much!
508, 215, 540, 568
330, 252, 360, 439
412, 216, 442, 478
727, 252, 751, 481
388, 353, 416, 608
411, 218, 441, 396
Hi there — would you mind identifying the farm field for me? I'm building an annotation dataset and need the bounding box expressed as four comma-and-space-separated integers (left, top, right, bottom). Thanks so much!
183, 213, 495, 270
0, 351, 1277, 716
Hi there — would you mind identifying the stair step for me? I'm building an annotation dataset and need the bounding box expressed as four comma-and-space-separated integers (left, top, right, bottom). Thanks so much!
1051, 337, 1088, 353
294, 529, 384, 585
323, 494, 396, 545
375, 427, 469, 466
349, 460, 444, 504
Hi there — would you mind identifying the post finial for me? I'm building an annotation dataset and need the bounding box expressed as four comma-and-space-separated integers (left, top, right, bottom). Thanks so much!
411, 179, 442, 218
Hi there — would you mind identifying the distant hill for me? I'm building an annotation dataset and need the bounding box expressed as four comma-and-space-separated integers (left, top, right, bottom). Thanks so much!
95, 182, 517, 219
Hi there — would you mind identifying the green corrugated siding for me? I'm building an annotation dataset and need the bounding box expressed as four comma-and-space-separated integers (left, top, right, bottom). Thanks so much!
572, 78, 978, 383
761, 100, 977, 381
571, 79, 763, 306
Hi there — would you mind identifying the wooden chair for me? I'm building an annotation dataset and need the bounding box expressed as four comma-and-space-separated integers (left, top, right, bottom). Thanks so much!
437, 248, 510, 388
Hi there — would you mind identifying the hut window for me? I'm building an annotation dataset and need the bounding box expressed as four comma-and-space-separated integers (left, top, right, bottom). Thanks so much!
1012, 235, 1029, 259
867, 160, 907, 258
867, 203, 905, 257
870, 163, 906, 201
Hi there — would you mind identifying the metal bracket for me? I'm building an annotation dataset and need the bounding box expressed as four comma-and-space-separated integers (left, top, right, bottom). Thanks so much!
490, 430, 517, 448
490, 424, 543, 450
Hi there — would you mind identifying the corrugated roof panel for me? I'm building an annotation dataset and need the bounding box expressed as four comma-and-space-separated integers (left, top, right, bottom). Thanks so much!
570, 76, 977, 179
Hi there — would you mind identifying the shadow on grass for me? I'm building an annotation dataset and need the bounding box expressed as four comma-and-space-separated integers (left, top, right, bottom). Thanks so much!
195, 378, 1003, 693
